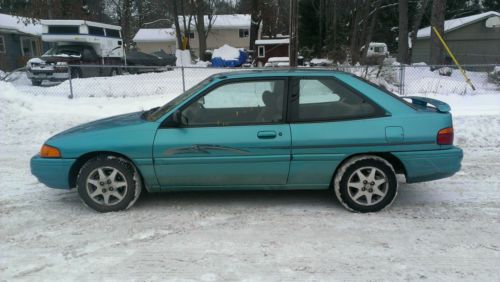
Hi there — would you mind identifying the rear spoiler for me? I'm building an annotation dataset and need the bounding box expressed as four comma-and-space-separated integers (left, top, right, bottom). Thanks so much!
406, 96, 451, 113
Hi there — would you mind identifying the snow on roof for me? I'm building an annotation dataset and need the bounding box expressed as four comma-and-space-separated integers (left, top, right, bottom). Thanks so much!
133, 28, 176, 42
255, 38, 290, 45
179, 14, 250, 30
417, 11, 500, 38
0, 13, 42, 36
42, 19, 121, 30
267, 57, 289, 62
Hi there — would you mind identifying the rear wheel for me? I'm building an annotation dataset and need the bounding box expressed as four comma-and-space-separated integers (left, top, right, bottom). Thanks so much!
334, 155, 398, 213
77, 156, 139, 212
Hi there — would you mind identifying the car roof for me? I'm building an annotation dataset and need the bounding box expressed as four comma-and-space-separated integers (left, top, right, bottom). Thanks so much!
210, 68, 349, 80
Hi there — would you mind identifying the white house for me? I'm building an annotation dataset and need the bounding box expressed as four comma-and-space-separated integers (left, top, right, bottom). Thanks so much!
133, 14, 258, 57
132, 28, 176, 54
179, 14, 254, 55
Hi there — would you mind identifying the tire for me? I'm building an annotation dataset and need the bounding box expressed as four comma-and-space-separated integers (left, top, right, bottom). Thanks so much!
333, 155, 398, 213
31, 79, 42, 86
77, 156, 138, 212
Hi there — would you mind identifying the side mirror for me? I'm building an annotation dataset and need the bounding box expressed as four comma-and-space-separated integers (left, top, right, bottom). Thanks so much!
163, 110, 184, 127
172, 110, 182, 125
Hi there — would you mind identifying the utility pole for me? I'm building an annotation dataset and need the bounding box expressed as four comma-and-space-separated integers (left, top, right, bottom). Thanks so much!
289, 0, 299, 67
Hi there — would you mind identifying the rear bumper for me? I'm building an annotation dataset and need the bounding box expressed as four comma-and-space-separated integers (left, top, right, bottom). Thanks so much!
393, 147, 463, 183
30, 155, 75, 189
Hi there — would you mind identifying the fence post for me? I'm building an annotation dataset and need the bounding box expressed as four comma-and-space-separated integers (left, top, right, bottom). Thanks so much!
399, 65, 405, 96
181, 66, 186, 93
67, 66, 74, 99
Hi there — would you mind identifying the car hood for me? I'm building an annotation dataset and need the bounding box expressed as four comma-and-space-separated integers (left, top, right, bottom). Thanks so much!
52, 111, 148, 138
41, 56, 81, 63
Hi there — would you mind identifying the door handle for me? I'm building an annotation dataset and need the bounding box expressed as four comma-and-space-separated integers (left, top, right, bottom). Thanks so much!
257, 131, 277, 139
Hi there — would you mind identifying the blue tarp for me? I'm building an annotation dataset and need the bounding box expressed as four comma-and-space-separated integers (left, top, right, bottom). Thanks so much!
211, 50, 248, 68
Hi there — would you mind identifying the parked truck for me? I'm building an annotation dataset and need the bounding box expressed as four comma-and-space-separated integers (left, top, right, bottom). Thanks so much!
26, 20, 124, 86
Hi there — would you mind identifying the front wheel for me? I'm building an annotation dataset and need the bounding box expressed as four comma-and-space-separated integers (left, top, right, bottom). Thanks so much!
31, 79, 42, 86
333, 155, 398, 213
77, 156, 139, 212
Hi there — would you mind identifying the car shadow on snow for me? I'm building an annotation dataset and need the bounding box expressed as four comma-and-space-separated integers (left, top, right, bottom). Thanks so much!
134, 189, 341, 210
42, 183, 433, 213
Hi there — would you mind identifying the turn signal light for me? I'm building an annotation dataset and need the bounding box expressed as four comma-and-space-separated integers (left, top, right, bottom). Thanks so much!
437, 127, 454, 145
40, 144, 61, 158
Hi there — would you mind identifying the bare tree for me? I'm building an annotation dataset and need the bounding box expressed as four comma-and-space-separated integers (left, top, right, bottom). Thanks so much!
249, 0, 262, 53
349, 0, 365, 64
172, 0, 183, 50
430, 0, 447, 65
398, 0, 409, 64
409, 0, 430, 63
361, 0, 382, 64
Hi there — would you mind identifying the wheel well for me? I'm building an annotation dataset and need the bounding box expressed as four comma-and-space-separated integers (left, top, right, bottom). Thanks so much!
68, 151, 142, 188
331, 152, 406, 186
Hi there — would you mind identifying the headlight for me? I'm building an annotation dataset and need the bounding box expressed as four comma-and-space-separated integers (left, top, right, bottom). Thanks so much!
40, 144, 62, 158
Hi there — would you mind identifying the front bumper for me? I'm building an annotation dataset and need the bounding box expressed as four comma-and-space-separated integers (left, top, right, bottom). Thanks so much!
394, 147, 463, 183
30, 155, 76, 189
27, 69, 70, 81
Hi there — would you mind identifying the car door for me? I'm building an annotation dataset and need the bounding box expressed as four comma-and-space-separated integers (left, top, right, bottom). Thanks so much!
288, 76, 388, 187
153, 78, 291, 188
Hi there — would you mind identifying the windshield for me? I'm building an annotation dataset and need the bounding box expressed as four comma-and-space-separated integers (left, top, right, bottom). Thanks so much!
146, 76, 215, 121
43, 45, 83, 57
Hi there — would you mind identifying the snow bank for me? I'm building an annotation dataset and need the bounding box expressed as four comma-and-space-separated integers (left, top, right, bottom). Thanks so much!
310, 58, 333, 66
212, 44, 241, 60
175, 49, 192, 66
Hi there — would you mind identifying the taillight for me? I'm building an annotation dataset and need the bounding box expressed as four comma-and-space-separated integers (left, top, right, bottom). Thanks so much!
437, 127, 454, 145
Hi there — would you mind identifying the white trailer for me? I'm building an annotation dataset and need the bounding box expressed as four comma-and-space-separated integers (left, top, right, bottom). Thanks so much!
27, 20, 125, 85
41, 19, 124, 61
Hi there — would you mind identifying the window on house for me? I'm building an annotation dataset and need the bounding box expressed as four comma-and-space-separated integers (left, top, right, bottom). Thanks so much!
88, 26, 105, 36
257, 46, 265, 58
0, 36, 5, 53
239, 29, 249, 38
189, 32, 195, 39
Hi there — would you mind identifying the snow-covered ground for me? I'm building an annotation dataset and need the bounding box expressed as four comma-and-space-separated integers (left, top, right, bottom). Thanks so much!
1, 70, 499, 280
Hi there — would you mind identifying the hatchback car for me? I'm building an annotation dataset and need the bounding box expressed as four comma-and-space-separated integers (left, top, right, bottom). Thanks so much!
31, 70, 463, 213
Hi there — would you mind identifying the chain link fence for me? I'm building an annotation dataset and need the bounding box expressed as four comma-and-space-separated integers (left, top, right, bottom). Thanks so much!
2, 64, 498, 99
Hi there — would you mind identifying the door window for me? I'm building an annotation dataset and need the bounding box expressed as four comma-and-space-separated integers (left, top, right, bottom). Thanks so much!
181, 80, 285, 126
293, 78, 381, 121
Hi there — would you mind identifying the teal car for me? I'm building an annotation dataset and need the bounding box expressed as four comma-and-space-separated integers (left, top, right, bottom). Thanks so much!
31, 70, 463, 213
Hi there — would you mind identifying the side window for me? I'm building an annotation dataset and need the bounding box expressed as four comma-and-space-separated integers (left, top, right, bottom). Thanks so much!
293, 78, 380, 122
82, 48, 97, 61
88, 26, 105, 36
0, 36, 6, 53
181, 80, 285, 127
